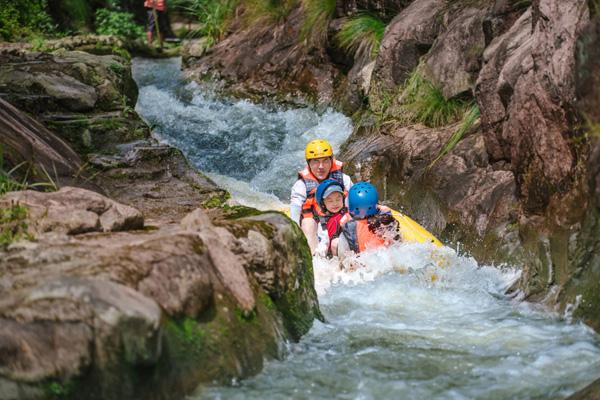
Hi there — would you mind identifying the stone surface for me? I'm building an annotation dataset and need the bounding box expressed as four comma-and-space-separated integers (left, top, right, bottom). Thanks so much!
424, 5, 488, 99
476, 1, 589, 214
0, 186, 144, 235
370, 0, 445, 92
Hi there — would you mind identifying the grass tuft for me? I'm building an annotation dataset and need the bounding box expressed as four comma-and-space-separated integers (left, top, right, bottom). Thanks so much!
397, 68, 471, 128
429, 104, 480, 168
173, 0, 239, 45
300, 0, 336, 46
336, 13, 386, 59
242, 0, 299, 24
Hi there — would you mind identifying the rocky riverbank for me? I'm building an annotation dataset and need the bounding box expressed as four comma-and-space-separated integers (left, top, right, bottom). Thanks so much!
181, 0, 600, 334
0, 41, 321, 400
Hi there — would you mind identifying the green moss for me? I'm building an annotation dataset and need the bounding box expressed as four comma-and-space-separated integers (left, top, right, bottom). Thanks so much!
0, 203, 33, 247
201, 194, 229, 209
45, 379, 76, 399
165, 318, 206, 355
222, 204, 263, 219
259, 291, 276, 311
109, 62, 126, 75
273, 219, 323, 340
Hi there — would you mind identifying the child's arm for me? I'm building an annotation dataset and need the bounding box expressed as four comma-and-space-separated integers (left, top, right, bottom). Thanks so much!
315, 223, 330, 257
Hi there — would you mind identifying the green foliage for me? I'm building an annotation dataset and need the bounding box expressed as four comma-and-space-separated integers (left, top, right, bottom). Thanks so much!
45, 380, 75, 399
0, 0, 55, 41
429, 104, 480, 168
336, 13, 385, 59
95, 8, 144, 39
394, 67, 472, 128
173, 0, 238, 44
300, 0, 336, 46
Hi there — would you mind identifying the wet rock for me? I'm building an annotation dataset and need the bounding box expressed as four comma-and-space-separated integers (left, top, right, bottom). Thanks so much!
0, 192, 321, 399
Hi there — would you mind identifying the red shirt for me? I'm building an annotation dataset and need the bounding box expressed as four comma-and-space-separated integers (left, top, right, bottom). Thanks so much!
144, 0, 166, 11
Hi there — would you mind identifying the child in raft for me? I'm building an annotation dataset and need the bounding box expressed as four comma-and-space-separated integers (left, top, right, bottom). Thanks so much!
336, 182, 402, 265
313, 179, 348, 258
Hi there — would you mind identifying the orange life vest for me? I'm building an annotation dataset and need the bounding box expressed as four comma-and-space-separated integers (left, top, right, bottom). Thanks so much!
298, 158, 344, 219
144, 0, 166, 11
340, 213, 387, 253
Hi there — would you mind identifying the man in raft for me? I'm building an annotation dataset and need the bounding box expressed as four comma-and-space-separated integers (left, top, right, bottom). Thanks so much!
290, 139, 353, 254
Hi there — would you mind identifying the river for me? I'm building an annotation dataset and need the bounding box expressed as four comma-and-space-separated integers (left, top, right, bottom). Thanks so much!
132, 57, 600, 400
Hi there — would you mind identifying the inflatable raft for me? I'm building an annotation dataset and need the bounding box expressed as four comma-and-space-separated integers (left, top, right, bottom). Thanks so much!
283, 208, 442, 247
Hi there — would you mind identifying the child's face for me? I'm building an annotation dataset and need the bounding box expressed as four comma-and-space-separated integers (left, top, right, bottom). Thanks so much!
323, 192, 344, 213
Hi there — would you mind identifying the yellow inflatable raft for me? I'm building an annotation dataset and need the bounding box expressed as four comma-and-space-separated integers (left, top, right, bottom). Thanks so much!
282, 208, 442, 247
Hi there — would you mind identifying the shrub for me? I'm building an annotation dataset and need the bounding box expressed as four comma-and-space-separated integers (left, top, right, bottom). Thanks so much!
0, 0, 55, 41
95, 8, 144, 39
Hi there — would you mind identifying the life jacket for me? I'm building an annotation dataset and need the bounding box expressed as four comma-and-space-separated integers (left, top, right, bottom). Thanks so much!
144, 0, 166, 11
298, 158, 344, 219
340, 212, 389, 253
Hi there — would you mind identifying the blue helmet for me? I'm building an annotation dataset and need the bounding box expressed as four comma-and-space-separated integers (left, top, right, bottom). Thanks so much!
315, 179, 344, 209
348, 182, 378, 218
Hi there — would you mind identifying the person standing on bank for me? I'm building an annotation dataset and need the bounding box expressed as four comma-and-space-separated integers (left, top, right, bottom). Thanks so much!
145, 0, 167, 47
290, 139, 353, 254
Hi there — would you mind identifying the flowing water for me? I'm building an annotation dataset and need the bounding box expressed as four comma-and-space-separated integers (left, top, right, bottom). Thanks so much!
133, 58, 600, 399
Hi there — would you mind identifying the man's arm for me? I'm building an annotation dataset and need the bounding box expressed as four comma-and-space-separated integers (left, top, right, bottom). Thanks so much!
343, 174, 353, 208
290, 179, 307, 225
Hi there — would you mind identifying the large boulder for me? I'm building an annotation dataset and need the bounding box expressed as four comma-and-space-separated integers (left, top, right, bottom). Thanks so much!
0, 46, 148, 155
0, 190, 321, 400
